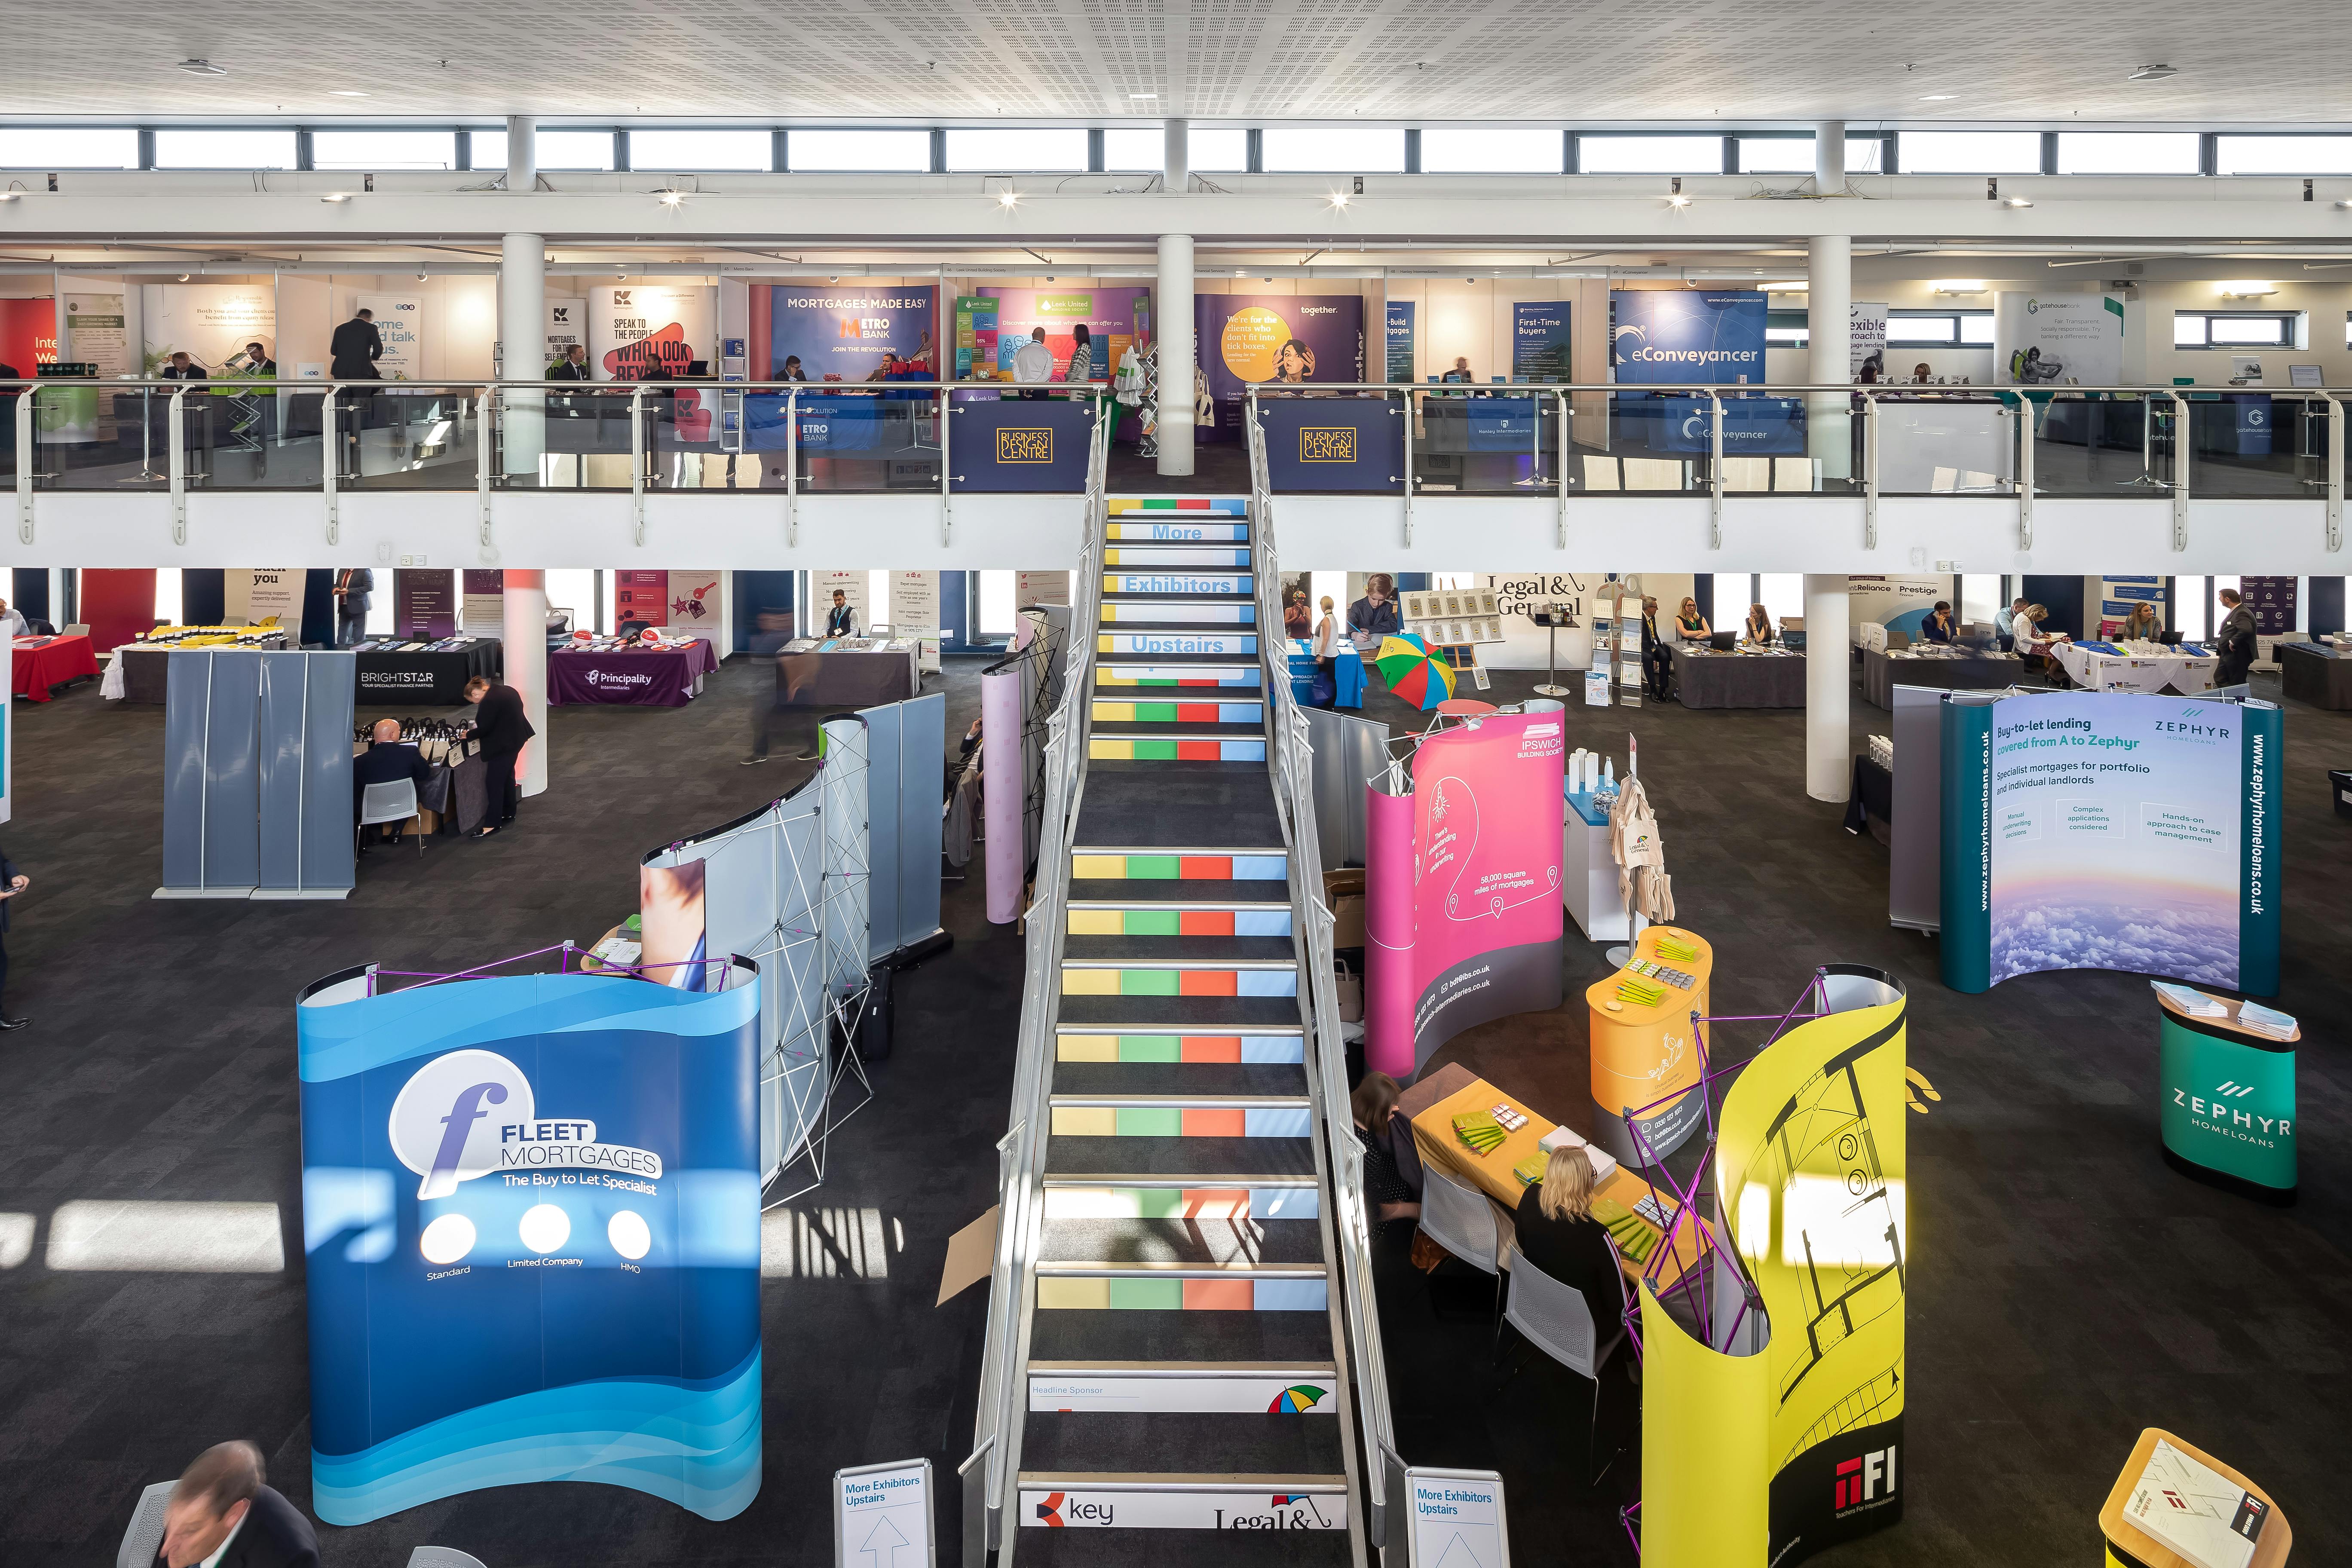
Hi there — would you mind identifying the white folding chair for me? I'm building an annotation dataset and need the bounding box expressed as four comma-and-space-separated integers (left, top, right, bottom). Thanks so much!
1499, 1238, 1632, 1481
117, 1481, 176, 1568
407, 1549, 490, 1568
1419, 1165, 1513, 1316
360, 777, 424, 858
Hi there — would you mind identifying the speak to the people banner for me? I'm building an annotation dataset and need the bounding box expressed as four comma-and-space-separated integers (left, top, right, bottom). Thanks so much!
297, 965, 761, 1524
1193, 293, 1364, 441
1366, 710, 1565, 1079
1940, 691, 2280, 995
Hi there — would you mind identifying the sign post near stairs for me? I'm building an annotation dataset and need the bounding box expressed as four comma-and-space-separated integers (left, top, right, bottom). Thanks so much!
835, 1458, 935, 1568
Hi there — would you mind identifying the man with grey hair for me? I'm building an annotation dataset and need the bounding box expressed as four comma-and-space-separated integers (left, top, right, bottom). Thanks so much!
153, 1440, 318, 1568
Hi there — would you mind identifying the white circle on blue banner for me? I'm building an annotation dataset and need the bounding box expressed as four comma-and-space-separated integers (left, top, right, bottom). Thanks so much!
419, 1213, 477, 1265
519, 1203, 571, 1254
608, 1210, 652, 1260
387, 1049, 536, 1200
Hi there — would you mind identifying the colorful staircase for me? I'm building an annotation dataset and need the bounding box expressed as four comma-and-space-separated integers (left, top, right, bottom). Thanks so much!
1008, 495, 1360, 1564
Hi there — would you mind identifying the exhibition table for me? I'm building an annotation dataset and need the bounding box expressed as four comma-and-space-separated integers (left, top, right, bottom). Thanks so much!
1285, 637, 1365, 709
1843, 754, 1894, 838
354, 638, 502, 706
1562, 786, 1626, 941
1860, 646, 2025, 708
775, 638, 921, 707
2054, 641, 2218, 695
1668, 645, 1805, 708
1586, 925, 1715, 1166
548, 641, 721, 707
355, 739, 492, 839
11, 634, 99, 701
2157, 986, 2298, 1205
2278, 640, 2352, 709
108, 634, 290, 703
2097, 1427, 2291, 1568
1400, 1064, 1691, 1290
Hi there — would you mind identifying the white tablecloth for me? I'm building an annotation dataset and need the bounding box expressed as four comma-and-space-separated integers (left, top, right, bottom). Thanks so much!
2053, 643, 2219, 695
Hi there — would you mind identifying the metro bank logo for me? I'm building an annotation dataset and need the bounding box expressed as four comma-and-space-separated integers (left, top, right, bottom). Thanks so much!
1299, 427, 1356, 462
998, 428, 1054, 463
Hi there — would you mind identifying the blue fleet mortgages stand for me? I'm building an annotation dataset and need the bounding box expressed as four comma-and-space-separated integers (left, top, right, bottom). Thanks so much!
297, 962, 763, 1525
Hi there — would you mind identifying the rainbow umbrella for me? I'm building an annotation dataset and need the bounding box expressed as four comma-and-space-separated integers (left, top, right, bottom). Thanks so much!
1374, 634, 1456, 710
1267, 1384, 1329, 1413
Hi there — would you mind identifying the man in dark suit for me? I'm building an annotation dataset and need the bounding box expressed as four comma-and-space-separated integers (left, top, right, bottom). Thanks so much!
636, 339, 675, 382
159, 351, 208, 383
548, 344, 593, 381
332, 567, 373, 647
353, 720, 432, 849
465, 674, 536, 836
153, 1440, 319, 1568
0, 843, 27, 1029
329, 309, 383, 380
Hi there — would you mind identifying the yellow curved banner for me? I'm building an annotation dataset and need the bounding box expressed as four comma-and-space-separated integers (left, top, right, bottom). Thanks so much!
1639, 1280, 1769, 1568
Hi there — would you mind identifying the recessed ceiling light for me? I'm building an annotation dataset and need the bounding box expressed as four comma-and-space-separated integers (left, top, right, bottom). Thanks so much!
1328, 191, 1349, 208
2128, 64, 2179, 82
658, 190, 686, 206
0, 193, 18, 203
2004, 196, 2033, 208
1918, 94, 1956, 101
998, 189, 1021, 207
330, 89, 368, 98
176, 58, 227, 75
320, 192, 352, 203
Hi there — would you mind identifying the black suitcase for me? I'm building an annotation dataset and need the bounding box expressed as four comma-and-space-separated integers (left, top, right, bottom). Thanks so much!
860, 963, 896, 1060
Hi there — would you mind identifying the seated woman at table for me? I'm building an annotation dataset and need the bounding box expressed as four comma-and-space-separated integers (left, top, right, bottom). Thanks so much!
1350, 1072, 1420, 1229
1920, 600, 1957, 644
1743, 603, 1775, 645
1511, 1145, 1623, 1308
1284, 587, 1312, 640
1675, 597, 1710, 640
2119, 602, 2161, 643
2014, 604, 2069, 681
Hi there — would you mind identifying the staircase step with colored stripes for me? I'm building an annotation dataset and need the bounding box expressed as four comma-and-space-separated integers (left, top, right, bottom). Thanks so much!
1051, 1060, 1308, 1098
1059, 995, 1305, 1030
1103, 573, 1255, 598
1068, 851, 1287, 882
1100, 601, 1256, 625
1069, 879, 1289, 906
1047, 1133, 1316, 1179
1090, 732, 1267, 763
1035, 1262, 1329, 1316
1027, 1363, 1340, 1415
1067, 903, 1292, 939
1101, 545, 1253, 569
1106, 519, 1251, 542
1038, 1216, 1324, 1268
1090, 698, 1265, 726
1076, 767, 1283, 851
1094, 663, 1262, 688
1054, 1027, 1305, 1065
1043, 1175, 1319, 1221
1059, 960, 1297, 999
1048, 1096, 1312, 1139
1064, 934, 1295, 962
1026, 1296, 1332, 1361
1097, 629, 1260, 656
1107, 495, 1250, 515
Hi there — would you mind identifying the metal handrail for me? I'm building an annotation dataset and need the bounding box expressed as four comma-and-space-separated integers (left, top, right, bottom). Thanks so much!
963, 405, 1109, 1564
1245, 389, 1399, 1554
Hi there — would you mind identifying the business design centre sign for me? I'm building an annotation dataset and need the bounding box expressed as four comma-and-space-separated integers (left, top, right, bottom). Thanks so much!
297, 968, 762, 1525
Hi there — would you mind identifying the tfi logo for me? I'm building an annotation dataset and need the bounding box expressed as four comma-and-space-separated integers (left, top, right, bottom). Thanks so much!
1834, 1447, 1897, 1512
389, 1049, 536, 1199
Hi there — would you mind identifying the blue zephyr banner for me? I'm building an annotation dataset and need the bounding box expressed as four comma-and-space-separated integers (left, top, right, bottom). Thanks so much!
297, 968, 763, 1525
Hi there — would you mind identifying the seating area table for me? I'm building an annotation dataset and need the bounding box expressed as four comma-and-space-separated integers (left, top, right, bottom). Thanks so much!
1285, 638, 1365, 708
1668, 644, 1805, 708
548, 640, 721, 706
1396, 1062, 1695, 1291
2053, 641, 2218, 694
11, 634, 100, 701
1860, 646, 2024, 708
2278, 640, 2352, 709
774, 638, 921, 707
354, 638, 502, 705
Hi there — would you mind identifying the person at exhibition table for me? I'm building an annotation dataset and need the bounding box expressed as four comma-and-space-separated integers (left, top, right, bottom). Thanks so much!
1920, 600, 1958, 644
331, 567, 373, 648
2119, 601, 2162, 644
547, 343, 592, 382
1511, 1145, 1623, 1307
1744, 602, 1776, 646
0, 597, 25, 640
159, 351, 208, 384
151, 1439, 320, 1568
1307, 594, 1343, 709
352, 719, 433, 851
1283, 587, 1313, 640
463, 674, 536, 839
779, 354, 809, 383
2214, 587, 2257, 687
0, 840, 29, 1030
824, 589, 859, 638
1065, 322, 1094, 388
237, 341, 276, 377
1641, 596, 1672, 701
1994, 595, 2029, 652
1675, 597, 1711, 640
1011, 325, 1054, 401
328, 308, 383, 382
1350, 1072, 1419, 1235
1346, 573, 1403, 645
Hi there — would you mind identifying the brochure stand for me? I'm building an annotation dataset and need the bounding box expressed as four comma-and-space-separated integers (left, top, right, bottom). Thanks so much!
2098, 1427, 2290, 1568
2155, 987, 2298, 1206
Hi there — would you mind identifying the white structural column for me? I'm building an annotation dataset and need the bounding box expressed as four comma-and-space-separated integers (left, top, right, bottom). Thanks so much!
1163, 119, 1188, 193
500, 231, 545, 475
505, 113, 537, 190
1156, 232, 1196, 478
1808, 122, 1852, 481
1804, 573, 1850, 802
502, 570, 551, 798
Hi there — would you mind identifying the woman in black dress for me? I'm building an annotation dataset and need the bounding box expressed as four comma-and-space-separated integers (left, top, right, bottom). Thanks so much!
1351, 1072, 1419, 1229
1510, 1145, 1623, 1312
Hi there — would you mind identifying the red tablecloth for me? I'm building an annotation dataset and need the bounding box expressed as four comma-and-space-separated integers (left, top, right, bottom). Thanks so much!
547, 640, 720, 706
13, 634, 100, 701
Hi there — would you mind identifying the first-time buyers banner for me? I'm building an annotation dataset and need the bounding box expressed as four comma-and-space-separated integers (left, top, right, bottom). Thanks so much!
1366, 711, 1565, 1079
1939, 692, 2280, 995
297, 969, 762, 1524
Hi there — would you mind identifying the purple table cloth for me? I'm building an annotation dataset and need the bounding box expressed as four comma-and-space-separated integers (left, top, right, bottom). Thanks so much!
548, 640, 720, 706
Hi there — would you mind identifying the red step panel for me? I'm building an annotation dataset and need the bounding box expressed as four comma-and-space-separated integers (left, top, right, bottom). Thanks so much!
1179, 969, 1239, 997
1176, 740, 1223, 761
1179, 1036, 1243, 1062
1178, 910, 1237, 937
1178, 855, 1232, 880
1180, 1106, 1246, 1138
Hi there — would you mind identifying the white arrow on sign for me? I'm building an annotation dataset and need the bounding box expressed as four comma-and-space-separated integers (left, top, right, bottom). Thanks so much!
858, 1514, 911, 1568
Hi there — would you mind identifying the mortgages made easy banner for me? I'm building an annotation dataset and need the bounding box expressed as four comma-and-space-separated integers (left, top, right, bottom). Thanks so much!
297, 968, 762, 1524
1939, 692, 2280, 995
1366, 710, 1565, 1079
757, 285, 937, 383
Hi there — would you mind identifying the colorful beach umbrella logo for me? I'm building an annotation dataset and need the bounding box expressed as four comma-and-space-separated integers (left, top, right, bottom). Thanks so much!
1267, 1384, 1329, 1413
1374, 633, 1455, 710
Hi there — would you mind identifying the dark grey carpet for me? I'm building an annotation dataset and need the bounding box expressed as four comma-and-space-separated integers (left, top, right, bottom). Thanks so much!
0, 654, 1014, 1568
1347, 662, 2352, 1566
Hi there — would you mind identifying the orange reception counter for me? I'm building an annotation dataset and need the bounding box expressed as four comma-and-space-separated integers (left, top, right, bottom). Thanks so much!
1586, 924, 1713, 1166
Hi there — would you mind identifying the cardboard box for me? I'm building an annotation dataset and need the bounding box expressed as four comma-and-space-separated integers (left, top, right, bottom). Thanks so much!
1324, 868, 1366, 949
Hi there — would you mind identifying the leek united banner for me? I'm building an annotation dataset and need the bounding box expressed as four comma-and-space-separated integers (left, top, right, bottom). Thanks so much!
1939, 692, 2280, 996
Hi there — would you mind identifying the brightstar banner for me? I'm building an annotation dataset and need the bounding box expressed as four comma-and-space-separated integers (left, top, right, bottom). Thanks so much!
1510, 301, 1571, 382
760, 285, 937, 383
1194, 293, 1364, 442
1939, 692, 2281, 995
1610, 291, 1767, 386
296, 968, 762, 1525
1365, 710, 1565, 1079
